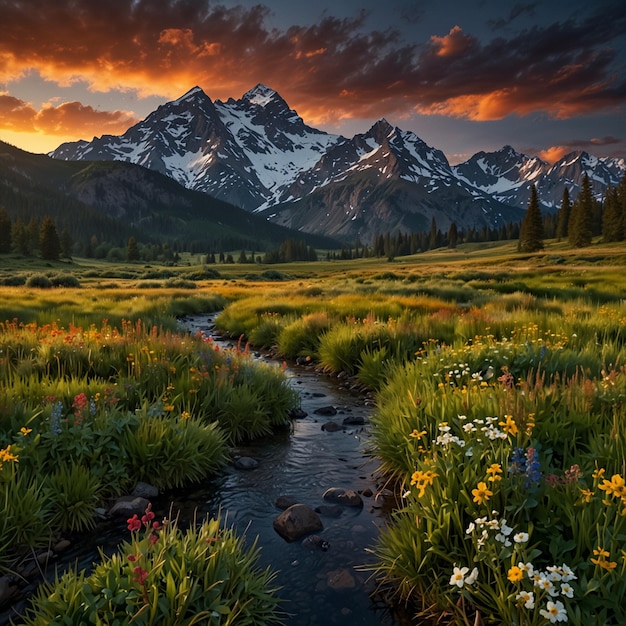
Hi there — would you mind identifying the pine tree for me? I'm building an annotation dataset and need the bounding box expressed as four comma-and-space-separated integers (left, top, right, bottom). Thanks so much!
39, 216, 61, 261
126, 236, 140, 261
448, 222, 458, 249
518, 185, 544, 252
568, 174, 594, 248
60, 228, 73, 258
0, 207, 11, 254
555, 188, 571, 241
12, 219, 30, 255
601, 187, 623, 242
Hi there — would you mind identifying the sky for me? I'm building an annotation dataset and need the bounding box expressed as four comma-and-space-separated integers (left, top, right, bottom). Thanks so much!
1, 0, 625, 165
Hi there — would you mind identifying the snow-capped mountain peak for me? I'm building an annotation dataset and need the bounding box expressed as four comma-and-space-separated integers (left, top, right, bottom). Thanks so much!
242, 83, 280, 107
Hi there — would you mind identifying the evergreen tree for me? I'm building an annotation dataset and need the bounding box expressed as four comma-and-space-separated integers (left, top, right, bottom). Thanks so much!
237, 249, 248, 263
39, 216, 61, 261
518, 185, 544, 252
0, 207, 11, 254
60, 228, 73, 259
568, 174, 594, 248
448, 222, 458, 249
428, 217, 438, 250
126, 236, 140, 261
12, 219, 30, 255
601, 187, 623, 242
555, 188, 571, 241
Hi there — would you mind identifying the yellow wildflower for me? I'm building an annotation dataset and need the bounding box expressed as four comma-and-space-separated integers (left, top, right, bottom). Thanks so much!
409, 429, 427, 439
592, 467, 605, 480
499, 414, 519, 436
20, 427, 32, 436
579, 488, 594, 503
507, 565, 523, 582
410, 469, 438, 498
471, 482, 493, 505
486, 463, 503, 482
591, 546, 617, 571
598, 474, 626, 498
0, 445, 19, 465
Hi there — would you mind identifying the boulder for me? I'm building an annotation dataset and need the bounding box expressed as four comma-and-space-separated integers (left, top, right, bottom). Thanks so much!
273, 504, 323, 542
322, 488, 363, 507
233, 456, 259, 470
327, 568, 356, 590
131, 481, 159, 499
275, 495, 298, 510
342, 415, 366, 426
302, 534, 330, 551
314, 405, 337, 416
109, 496, 150, 518
321, 421, 343, 432
314, 504, 344, 518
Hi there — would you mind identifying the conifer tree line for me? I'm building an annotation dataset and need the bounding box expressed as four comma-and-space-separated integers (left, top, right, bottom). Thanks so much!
1, 171, 624, 263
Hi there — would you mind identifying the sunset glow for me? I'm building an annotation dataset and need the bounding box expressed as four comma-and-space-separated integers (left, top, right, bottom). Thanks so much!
1, 0, 624, 162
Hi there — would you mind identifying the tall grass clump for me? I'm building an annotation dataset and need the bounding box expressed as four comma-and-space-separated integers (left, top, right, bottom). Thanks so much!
20, 511, 282, 626
367, 326, 626, 625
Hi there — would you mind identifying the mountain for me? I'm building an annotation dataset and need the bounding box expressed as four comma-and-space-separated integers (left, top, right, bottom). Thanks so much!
53, 84, 339, 212
0, 139, 339, 252
261, 120, 524, 242
51, 85, 626, 245
453, 146, 625, 212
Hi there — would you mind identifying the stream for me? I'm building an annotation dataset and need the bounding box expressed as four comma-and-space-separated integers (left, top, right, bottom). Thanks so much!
3, 314, 400, 626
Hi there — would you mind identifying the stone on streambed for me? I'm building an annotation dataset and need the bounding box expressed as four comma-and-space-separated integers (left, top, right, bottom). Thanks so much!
315, 504, 344, 518
321, 421, 343, 432
275, 495, 298, 510
233, 456, 259, 470
314, 405, 337, 416
273, 504, 323, 542
131, 481, 159, 499
109, 496, 150, 518
322, 488, 363, 508
302, 534, 330, 551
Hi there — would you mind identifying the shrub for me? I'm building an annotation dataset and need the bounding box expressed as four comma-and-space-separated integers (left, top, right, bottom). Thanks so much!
20, 512, 282, 626
25, 273, 52, 288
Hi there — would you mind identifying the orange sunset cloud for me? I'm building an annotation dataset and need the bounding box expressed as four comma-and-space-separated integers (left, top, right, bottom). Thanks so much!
0, 0, 625, 149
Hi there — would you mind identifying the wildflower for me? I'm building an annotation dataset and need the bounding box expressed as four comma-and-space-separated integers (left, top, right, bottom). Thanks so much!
560, 582, 574, 598
127, 515, 142, 532
181, 411, 190, 420
0, 445, 19, 464
449, 566, 477, 588
514, 532, 529, 543
516, 590, 535, 609
410, 469, 437, 497
539, 600, 568, 623
592, 467, 605, 480
499, 414, 519, 435
409, 429, 426, 439
559, 564, 576, 582
518, 562, 534, 577
508, 565, 524, 582
591, 547, 617, 571
598, 474, 626, 499
472, 482, 493, 505
465, 567, 478, 585
132, 566, 149, 585
579, 488, 594, 503
486, 463, 503, 482
20, 427, 32, 435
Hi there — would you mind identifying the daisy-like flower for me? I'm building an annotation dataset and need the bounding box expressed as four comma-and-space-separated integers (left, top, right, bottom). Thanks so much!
515, 590, 535, 609
539, 599, 568, 623
471, 482, 493, 505
514, 532, 529, 543
465, 567, 478, 585
559, 564, 576, 582
560, 582, 574, 598
518, 562, 535, 578
449, 566, 470, 588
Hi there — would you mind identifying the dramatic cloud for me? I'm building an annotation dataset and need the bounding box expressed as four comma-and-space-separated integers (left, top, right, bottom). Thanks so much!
0, 0, 625, 129
0, 94, 137, 135
538, 136, 624, 163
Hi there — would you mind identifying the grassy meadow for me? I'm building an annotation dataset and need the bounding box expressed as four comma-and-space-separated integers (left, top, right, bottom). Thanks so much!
1, 238, 625, 624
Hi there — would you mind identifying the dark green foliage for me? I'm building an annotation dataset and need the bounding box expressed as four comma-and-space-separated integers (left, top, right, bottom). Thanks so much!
555, 187, 571, 241
39, 216, 61, 260
126, 235, 139, 261
602, 186, 624, 242
0, 207, 11, 253
568, 173, 594, 247
25, 273, 53, 288
518, 184, 544, 252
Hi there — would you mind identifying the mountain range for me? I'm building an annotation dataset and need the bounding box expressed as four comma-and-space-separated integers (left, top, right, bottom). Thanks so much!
39, 84, 626, 245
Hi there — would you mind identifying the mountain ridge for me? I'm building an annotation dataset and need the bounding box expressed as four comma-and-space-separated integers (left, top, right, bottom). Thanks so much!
51, 85, 626, 244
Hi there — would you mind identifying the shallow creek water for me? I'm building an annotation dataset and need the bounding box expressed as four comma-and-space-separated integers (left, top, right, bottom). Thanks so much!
4, 314, 400, 626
